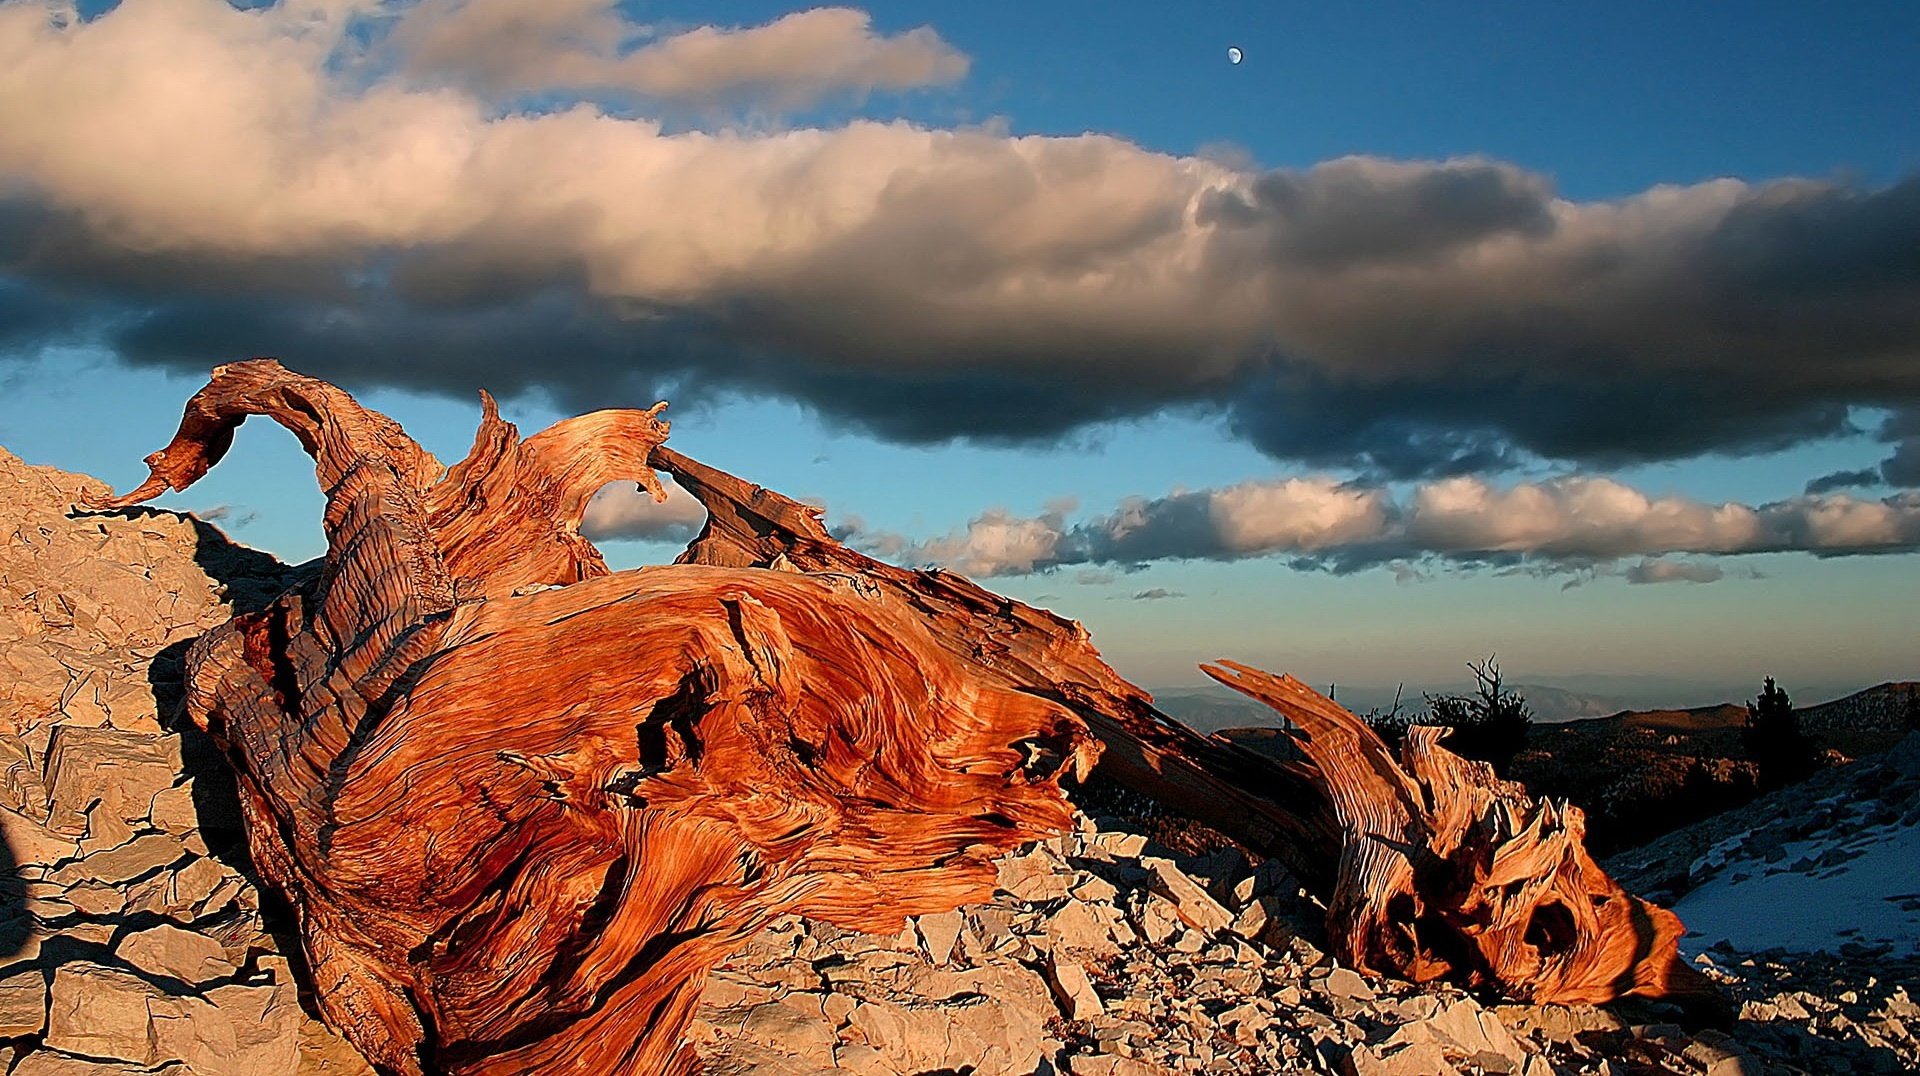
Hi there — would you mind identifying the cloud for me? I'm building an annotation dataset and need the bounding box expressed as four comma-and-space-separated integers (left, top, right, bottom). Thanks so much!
1876, 409, 1920, 487
889, 475, 1920, 578
1805, 468, 1882, 494
1128, 587, 1185, 601
1073, 569, 1118, 585
580, 478, 708, 541
194, 502, 259, 527
391, 2, 968, 107
0, 0, 1917, 477
1624, 559, 1724, 585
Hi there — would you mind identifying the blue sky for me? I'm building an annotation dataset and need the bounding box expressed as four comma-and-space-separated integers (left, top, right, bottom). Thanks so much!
1, 1, 1916, 702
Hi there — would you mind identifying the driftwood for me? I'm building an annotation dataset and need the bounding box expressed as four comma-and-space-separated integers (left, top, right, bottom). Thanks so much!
90, 361, 1714, 1074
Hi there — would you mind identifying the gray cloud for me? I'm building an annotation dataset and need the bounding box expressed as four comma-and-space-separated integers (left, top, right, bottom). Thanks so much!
0, 1, 1917, 479
1877, 410, 1920, 487
1624, 559, 1725, 585
1805, 468, 1882, 495
1128, 588, 1185, 601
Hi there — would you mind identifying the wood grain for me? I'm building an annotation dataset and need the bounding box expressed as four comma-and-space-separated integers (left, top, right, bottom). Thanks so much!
88, 360, 1717, 1072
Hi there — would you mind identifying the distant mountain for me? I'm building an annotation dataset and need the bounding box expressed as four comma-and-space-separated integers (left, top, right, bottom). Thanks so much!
1151, 679, 1633, 731
1151, 676, 1913, 733
1150, 688, 1287, 735
1507, 683, 1629, 722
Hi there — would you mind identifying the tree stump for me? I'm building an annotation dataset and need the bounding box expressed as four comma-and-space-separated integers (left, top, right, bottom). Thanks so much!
89, 360, 1717, 1073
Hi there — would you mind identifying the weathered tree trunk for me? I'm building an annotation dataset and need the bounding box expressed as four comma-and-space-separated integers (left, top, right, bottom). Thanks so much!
1201, 662, 1715, 1006
90, 361, 1714, 1074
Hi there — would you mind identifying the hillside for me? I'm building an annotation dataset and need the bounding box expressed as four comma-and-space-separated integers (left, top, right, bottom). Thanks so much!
1509, 685, 1914, 854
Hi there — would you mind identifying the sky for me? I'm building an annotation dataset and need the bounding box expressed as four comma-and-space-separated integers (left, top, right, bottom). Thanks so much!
1, 0, 1916, 702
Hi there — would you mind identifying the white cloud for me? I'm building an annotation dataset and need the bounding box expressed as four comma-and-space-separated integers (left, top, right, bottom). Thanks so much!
391, 2, 968, 106
580, 477, 708, 541
886, 477, 1920, 579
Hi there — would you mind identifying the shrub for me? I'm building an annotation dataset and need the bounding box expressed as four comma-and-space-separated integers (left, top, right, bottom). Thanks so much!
1360, 658, 1532, 772
1422, 656, 1533, 773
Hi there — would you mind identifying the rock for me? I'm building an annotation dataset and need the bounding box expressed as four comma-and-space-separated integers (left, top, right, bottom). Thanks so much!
1048, 898, 1121, 960
10, 1053, 166, 1076
1428, 1000, 1526, 1068
1324, 966, 1375, 1001
119, 923, 240, 985
48, 830, 181, 886
1142, 857, 1233, 935
915, 910, 964, 965
1048, 956, 1105, 1021
151, 976, 304, 1075
1070, 1055, 1161, 1076
1682, 1037, 1762, 1075
45, 963, 167, 1065
41, 727, 181, 844
0, 802, 77, 867
0, 967, 47, 1037
999, 844, 1074, 902
1344, 1039, 1456, 1076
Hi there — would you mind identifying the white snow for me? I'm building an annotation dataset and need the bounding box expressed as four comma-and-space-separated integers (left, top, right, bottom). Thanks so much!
1674, 807, 1920, 957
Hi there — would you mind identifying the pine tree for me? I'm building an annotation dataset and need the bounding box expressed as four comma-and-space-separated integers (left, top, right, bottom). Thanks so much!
1743, 676, 1816, 787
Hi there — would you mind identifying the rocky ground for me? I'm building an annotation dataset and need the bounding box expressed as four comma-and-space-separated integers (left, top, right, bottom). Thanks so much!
0, 447, 368, 1074
2, 442, 1914, 1075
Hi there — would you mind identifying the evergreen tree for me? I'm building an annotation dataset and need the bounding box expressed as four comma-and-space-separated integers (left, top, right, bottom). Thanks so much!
1743, 676, 1816, 786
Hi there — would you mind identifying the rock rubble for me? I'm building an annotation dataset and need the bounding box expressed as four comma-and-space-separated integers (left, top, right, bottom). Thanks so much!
0, 447, 369, 1075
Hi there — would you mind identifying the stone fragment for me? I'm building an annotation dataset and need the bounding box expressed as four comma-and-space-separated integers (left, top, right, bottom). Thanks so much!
45, 963, 164, 1065
1324, 966, 1376, 1001
916, 910, 964, 965
0, 967, 47, 1037
999, 845, 1074, 902
49, 831, 180, 886
153, 975, 304, 1075
1048, 956, 1104, 1021
10, 1053, 163, 1076
42, 726, 180, 841
1428, 999, 1526, 1066
1141, 857, 1232, 934
120, 923, 240, 985
1070, 1054, 1161, 1076
1048, 899, 1120, 960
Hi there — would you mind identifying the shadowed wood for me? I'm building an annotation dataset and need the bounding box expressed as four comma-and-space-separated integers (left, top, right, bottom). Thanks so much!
86, 360, 1719, 1073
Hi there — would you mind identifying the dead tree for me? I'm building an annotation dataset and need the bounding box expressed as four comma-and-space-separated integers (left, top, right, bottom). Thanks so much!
89, 361, 1715, 1074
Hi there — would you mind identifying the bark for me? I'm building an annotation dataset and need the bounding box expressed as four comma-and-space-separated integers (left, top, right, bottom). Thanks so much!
87, 361, 1716, 1073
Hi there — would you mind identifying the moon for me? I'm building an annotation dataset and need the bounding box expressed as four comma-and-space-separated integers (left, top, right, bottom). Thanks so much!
1227, 46, 1243, 65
